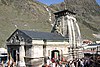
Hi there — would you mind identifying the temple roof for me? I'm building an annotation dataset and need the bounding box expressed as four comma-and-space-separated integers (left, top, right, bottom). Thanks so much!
7, 29, 67, 41
54, 9, 76, 16
21, 30, 66, 40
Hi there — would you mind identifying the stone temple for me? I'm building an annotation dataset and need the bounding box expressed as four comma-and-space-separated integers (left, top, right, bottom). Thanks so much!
6, 10, 83, 67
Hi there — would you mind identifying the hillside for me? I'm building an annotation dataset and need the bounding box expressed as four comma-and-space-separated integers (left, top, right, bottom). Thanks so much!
50, 0, 100, 41
0, 0, 54, 47
0, 0, 100, 47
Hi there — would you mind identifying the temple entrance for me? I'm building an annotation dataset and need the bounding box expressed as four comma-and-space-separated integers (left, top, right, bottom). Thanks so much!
7, 46, 20, 66
51, 50, 60, 60
9, 49, 19, 65
12, 50, 16, 62
11, 49, 20, 63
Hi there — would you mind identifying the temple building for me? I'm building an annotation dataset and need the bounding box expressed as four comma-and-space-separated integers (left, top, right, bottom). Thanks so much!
6, 10, 82, 67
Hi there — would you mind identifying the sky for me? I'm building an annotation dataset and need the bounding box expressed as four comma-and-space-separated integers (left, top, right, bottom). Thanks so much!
37, 0, 64, 5
38, 0, 100, 6
96, 0, 100, 5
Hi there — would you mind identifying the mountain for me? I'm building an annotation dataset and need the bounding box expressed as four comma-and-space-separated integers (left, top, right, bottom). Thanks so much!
0, 0, 54, 47
0, 0, 100, 47
50, 0, 100, 41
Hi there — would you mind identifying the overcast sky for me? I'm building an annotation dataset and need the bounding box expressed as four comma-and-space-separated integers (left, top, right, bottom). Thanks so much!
38, 0, 100, 6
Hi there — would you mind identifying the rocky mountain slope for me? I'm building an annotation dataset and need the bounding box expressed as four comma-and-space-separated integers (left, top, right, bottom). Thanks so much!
0, 0, 100, 47
0, 0, 54, 47
65, 0, 100, 41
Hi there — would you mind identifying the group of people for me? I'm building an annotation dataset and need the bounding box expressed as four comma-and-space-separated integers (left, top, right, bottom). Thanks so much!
0, 59, 16, 67
42, 57, 64, 67
66, 58, 91, 67
42, 56, 100, 67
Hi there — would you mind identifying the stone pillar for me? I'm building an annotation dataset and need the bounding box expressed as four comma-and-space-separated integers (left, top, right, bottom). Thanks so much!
18, 45, 26, 67
43, 39, 47, 64
43, 45, 46, 64
31, 45, 34, 64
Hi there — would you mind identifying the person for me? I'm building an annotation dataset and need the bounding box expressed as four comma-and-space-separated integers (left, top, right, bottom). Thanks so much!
47, 57, 51, 67
65, 62, 69, 67
1, 60, 4, 67
42, 64, 47, 67
7, 59, 13, 67
78, 59, 81, 67
51, 58, 55, 63
18, 61, 26, 67
80, 59, 84, 67
84, 59, 90, 67
71, 61, 75, 67
53, 62, 56, 67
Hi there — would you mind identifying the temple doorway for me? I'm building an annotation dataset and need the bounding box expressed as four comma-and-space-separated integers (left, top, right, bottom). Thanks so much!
51, 50, 60, 60
12, 50, 16, 62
